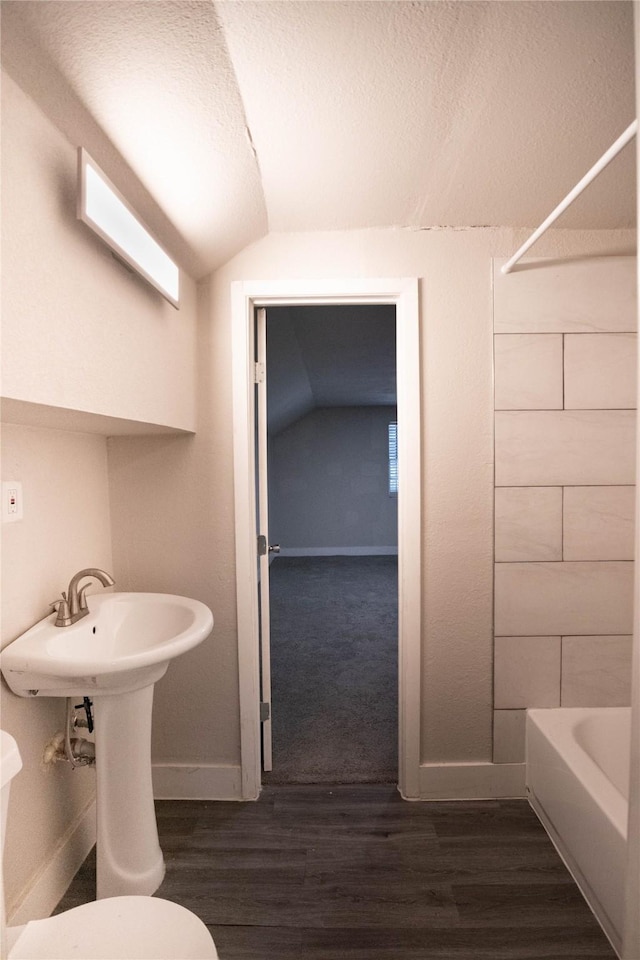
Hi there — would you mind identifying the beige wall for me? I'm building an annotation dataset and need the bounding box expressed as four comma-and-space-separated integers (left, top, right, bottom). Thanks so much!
109, 226, 636, 780
623, 7, 640, 957
1, 70, 198, 432
107, 278, 240, 772
1, 424, 112, 919
0, 71, 200, 917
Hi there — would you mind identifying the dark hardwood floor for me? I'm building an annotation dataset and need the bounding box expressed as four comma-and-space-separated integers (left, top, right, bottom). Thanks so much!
57, 784, 617, 959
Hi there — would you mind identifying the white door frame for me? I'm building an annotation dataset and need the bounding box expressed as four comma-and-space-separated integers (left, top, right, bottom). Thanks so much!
231, 277, 422, 800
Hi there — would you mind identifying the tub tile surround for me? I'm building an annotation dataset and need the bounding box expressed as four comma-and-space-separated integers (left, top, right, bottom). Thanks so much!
561, 635, 634, 707
494, 561, 634, 637
563, 485, 635, 561
494, 334, 563, 410
494, 486, 562, 561
495, 410, 636, 487
493, 256, 637, 335
494, 636, 561, 709
492, 258, 637, 764
564, 333, 637, 410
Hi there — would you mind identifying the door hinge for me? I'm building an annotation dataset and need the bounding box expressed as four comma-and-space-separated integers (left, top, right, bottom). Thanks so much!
257, 534, 267, 556
260, 701, 270, 722
254, 361, 265, 384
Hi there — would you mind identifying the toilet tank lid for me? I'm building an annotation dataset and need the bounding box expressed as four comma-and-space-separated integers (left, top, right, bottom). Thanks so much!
1, 731, 22, 788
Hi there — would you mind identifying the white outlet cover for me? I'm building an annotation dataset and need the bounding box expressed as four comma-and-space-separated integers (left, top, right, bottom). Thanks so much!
2, 481, 23, 523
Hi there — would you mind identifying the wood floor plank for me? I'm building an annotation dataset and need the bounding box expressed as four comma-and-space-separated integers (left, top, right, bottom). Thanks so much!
427, 799, 552, 838
401, 835, 579, 886
208, 924, 618, 960
163, 845, 308, 886
161, 877, 459, 928
453, 881, 607, 928
54, 787, 617, 959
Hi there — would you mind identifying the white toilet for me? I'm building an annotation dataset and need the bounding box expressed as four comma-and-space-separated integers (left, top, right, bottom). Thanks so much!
1, 731, 219, 960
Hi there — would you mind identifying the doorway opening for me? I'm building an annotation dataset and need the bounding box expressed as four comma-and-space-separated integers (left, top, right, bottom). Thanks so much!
263, 304, 398, 784
231, 277, 421, 800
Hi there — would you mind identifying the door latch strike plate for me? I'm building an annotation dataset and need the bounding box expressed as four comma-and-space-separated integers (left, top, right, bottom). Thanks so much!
260, 702, 270, 722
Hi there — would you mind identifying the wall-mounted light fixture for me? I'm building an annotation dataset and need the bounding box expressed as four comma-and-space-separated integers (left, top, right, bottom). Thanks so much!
77, 147, 180, 308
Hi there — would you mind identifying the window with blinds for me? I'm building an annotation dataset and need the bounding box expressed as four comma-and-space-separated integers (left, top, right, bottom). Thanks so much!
388, 421, 398, 495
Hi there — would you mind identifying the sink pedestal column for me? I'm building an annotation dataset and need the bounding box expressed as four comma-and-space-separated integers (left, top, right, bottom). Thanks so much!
94, 685, 165, 899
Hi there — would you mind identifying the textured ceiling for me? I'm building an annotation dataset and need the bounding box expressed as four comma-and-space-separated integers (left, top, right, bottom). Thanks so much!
218, 0, 636, 234
0, 0, 636, 278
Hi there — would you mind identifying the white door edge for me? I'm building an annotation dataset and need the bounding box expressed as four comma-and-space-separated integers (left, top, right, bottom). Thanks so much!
256, 307, 273, 771
231, 277, 422, 800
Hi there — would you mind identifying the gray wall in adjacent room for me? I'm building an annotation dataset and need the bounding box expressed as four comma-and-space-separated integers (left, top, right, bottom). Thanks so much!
269, 405, 398, 553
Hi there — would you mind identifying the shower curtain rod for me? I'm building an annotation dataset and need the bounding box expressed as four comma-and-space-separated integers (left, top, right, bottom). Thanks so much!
501, 118, 638, 275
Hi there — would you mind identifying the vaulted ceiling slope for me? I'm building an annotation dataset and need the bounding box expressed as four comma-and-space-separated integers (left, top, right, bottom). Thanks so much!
267, 306, 397, 435
1, 1, 635, 278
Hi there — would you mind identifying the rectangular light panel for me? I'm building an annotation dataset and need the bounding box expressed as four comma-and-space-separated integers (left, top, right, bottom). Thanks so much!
77, 148, 179, 308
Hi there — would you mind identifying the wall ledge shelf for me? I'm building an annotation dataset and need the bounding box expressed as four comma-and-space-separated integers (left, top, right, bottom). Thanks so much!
1, 397, 195, 438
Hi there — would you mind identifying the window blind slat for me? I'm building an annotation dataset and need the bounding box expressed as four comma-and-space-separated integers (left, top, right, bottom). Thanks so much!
389, 421, 398, 495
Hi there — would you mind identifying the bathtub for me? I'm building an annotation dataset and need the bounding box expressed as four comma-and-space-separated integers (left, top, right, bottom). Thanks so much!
526, 707, 630, 956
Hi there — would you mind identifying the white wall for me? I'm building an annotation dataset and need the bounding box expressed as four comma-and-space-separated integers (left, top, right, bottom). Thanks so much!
1, 425, 112, 921
269, 406, 398, 553
1, 70, 198, 432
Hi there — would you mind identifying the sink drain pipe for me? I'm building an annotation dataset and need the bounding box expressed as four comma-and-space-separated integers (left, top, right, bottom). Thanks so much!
42, 699, 96, 767
65, 697, 95, 767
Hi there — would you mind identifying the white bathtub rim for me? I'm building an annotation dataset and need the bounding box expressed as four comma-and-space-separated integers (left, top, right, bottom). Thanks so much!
527, 707, 629, 841
526, 706, 631, 957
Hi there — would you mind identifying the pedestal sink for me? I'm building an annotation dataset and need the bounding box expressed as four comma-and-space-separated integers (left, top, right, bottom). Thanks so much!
1, 593, 213, 899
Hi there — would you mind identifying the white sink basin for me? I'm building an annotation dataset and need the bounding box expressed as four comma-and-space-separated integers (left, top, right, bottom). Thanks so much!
1, 592, 214, 697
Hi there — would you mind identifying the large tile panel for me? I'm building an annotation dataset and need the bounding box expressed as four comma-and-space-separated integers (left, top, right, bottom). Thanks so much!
494, 334, 563, 410
494, 561, 634, 637
493, 257, 637, 334
495, 410, 636, 486
495, 487, 562, 561
494, 636, 561, 708
563, 486, 635, 560
564, 333, 637, 410
561, 635, 633, 707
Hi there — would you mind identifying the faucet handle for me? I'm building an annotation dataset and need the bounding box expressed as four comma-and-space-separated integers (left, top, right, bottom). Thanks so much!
50, 592, 71, 627
50, 591, 67, 611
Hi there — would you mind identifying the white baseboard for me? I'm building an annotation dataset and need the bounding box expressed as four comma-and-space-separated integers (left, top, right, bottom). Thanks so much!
152, 763, 243, 800
418, 762, 526, 800
9, 799, 96, 925
155, 761, 523, 801
278, 546, 398, 557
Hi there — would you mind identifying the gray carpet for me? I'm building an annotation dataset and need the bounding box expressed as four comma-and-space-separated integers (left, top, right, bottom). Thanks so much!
264, 556, 398, 784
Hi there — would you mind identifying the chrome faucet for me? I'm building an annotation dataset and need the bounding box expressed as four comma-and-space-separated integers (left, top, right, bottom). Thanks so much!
51, 568, 115, 627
